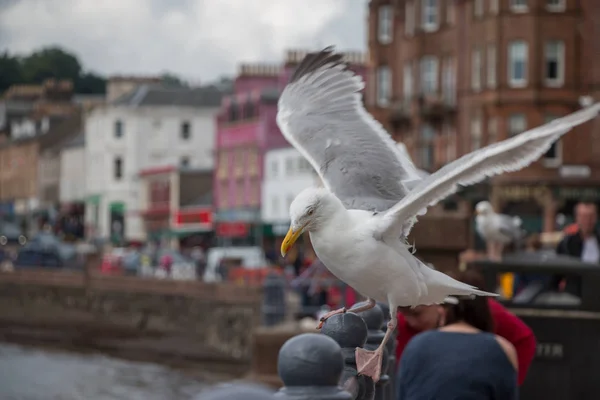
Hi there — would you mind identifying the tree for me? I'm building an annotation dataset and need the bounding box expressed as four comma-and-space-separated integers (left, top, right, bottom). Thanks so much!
0, 52, 23, 93
160, 72, 188, 87
20, 47, 82, 84
75, 72, 107, 94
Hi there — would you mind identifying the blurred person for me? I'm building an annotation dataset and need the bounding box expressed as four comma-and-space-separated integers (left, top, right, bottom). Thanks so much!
557, 201, 600, 263
190, 246, 206, 279
396, 269, 536, 386
396, 270, 518, 400
554, 201, 600, 294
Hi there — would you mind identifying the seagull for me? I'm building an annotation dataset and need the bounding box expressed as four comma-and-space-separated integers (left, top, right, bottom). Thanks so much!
475, 201, 526, 260
277, 46, 600, 382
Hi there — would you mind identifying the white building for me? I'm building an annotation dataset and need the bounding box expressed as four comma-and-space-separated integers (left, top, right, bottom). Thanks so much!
261, 147, 318, 226
84, 84, 223, 242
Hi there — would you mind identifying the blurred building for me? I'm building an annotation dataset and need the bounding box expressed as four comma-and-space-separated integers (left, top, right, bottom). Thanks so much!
0, 79, 79, 233
261, 147, 317, 245
138, 166, 213, 249
367, 0, 600, 245
213, 49, 366, 247
84, 82, 225, 244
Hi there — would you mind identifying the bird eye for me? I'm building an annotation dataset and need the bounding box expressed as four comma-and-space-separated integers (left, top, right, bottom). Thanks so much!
307, 209, 314, 216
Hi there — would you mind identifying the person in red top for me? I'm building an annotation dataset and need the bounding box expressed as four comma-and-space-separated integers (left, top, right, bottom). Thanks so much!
396, 270, 537, 386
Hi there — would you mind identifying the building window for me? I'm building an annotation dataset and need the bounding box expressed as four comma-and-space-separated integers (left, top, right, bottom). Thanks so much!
544, 40, 565, 87
180, 156, 190, 167
490, 0, 499, 14
405, 1, 415, 36
180, 121, 191, 140
446, 0, 456, 25
443, 122, 456, 162
114, 156, 123, 180
269, 159, 278, 178
442, 57, 456, 105
510, 0, 528, 12
488, 117, 498, 144
219, 182, 228, 209
217, 152, 228, 179
420, 56, 439, 95
543, 114, 562, 166
470, 111, 483, 151
403, 62, 413, 103
508, 40, 528, 87
297, 157, 312, 173
114, 120, 123, 138
247, 149, 258, 176
546, 0, 565, 12
229, 102, 239, 121
378, 5, 393, 44
474, 0, 484, 17
487, 45, 497, 88
271, 196, 279, 217
377, 65, 391, 107
471, 48, 482, 92
508, 113, 527, 136
285, 157, 294, 175
244, 99, 255, 119
421, 0, 439, 32
419, 124, 435, 170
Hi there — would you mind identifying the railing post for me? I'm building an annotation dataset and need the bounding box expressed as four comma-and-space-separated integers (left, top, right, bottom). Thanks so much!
275, 333, 352, 400
355, 302, 390, 400
195, 383, 276, 400
377, 302, 397, 400
262, 270, 286, 326
321, 312, 376, 400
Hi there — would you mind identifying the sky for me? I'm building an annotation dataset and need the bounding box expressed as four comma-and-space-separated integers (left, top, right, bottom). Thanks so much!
0, 0, 369, 83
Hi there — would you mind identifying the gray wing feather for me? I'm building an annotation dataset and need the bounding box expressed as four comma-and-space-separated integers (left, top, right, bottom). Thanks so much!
379, 102, 600, 237
277, 47, 413, 213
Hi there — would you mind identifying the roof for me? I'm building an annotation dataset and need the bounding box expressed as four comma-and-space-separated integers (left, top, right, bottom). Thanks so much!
38, 112, 83, 151
61, 132, 85, 149
111, 84, 227, 108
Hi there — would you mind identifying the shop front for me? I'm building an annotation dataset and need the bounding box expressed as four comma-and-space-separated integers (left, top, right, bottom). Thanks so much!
214, 209, 261, 247
492, 184, 600, 233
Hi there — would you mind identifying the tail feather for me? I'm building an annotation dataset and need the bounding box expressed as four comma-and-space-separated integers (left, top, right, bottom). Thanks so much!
422, 263, 499, 298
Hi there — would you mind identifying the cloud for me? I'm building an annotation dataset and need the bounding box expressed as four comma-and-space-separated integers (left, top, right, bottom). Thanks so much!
0, 0, 367, 82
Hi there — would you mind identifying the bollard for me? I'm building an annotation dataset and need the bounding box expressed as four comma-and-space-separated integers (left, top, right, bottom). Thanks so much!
275, 333, 352, 400
377, 302, 397, 400
262, 270, 287, 326
194, 382, 276, 400
355, 302, 390, 400
321, 312, 376, 400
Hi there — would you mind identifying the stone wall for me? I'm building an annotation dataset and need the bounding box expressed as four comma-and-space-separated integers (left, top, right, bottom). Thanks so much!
0, 270, 262, 372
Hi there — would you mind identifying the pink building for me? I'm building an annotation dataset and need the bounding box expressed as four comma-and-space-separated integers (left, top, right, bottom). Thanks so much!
214, 50, 367, 246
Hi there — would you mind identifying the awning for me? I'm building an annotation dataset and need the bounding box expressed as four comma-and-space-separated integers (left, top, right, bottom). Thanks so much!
110, 201, 125, 213
87, 194, 101, 205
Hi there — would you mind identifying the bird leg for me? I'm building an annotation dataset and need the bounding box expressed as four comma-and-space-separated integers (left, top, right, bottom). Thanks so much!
317, 297, 376, 329
356, 314, 397, 383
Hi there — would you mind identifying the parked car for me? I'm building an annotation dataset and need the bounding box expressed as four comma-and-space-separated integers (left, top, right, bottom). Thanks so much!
14, 233, 81, 269
0, 221, 27, 246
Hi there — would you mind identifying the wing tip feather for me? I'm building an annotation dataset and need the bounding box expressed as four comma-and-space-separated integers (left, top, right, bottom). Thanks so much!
289, 46, 349, 84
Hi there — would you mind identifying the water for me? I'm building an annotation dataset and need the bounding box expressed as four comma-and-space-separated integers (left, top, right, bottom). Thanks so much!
0, 343, 206, 400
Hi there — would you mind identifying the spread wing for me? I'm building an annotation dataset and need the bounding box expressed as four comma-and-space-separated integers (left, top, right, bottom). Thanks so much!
377, 102, 600, 238
276, 46, 415, 213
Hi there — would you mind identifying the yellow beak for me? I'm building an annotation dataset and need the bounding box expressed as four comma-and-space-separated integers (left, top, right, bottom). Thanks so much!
281, 226, 303, 257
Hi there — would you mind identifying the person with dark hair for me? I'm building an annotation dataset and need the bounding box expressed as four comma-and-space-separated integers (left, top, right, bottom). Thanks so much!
396, 270, 519, 400
395, 268, 536, 387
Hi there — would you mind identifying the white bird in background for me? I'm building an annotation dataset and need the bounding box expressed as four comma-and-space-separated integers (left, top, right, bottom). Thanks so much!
475, 201, 526, 261
277, 46, 600, 382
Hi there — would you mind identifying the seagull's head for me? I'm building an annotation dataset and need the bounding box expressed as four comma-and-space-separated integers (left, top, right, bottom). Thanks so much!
475, 201, 494, 216
281, 187, 337, 257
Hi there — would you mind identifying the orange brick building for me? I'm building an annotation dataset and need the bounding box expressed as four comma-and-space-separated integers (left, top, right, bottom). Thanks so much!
367, 0, 600, 237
